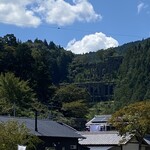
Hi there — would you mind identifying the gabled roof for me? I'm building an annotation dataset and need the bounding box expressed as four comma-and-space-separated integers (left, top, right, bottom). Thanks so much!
86, 115, 112, 126
79, 131, 131, 146
144, 135, 150, 145
0, 116, 82, 138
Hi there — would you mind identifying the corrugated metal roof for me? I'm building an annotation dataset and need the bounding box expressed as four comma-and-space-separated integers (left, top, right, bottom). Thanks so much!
0, 116, 82, 138
86, 115, 112, 126
79, 132, 131, 146
92, 115, 112, 123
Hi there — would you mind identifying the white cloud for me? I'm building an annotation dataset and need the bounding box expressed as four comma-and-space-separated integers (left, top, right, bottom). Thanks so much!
137, 2, 148, 14
66, 32, 119, 54
0, 0, 41, 27
0, 0, 101, 27
33, 0, 102, 26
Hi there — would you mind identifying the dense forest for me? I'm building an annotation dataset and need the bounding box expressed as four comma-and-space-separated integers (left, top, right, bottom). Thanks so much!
114, 38, 150, 109
0, 34, 150, 130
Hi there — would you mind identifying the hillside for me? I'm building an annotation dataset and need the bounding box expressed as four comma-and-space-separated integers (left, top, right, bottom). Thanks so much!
114, 38, 150, 109
0, 34, 150, 129
68, 49, 123, 83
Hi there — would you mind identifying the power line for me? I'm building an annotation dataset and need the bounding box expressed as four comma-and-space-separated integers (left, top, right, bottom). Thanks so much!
40, 25, 145, 39
0, 19, 146, 39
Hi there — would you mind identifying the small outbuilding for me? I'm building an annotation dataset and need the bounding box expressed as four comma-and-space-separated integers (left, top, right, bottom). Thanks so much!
86, 115, 113, 132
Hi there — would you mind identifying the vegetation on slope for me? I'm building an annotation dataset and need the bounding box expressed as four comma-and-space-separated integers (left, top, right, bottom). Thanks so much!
0, 34, 150, 129
114, 38, 150, 109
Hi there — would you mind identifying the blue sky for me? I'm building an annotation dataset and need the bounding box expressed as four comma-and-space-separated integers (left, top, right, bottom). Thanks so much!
0, 0, 150, 54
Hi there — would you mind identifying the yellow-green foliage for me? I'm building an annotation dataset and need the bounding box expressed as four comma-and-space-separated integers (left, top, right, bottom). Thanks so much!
0, 120, 40, 150
110, 101, 150, 139
0, 72, 35, 115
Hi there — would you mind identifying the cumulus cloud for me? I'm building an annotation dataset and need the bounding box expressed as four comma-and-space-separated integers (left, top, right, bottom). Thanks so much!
35, 0, 101, 26
0, 0, 41, 27
66, 32, 119, 54
0, 0, 101, 27
137, 2, 148, 14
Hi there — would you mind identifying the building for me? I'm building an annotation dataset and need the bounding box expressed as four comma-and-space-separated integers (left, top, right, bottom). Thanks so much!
86, 115, 114, 132
0, 116, 83, 150
80, 115, 150, 150
79, 131, 150, 150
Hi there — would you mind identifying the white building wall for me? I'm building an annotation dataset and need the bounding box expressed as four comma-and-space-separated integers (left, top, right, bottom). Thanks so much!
122, 143, 143, 150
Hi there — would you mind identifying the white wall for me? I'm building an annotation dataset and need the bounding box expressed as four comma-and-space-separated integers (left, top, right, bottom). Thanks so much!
123, 143, 141, 150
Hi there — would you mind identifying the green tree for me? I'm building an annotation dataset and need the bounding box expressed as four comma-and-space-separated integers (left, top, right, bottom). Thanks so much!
0, 72, 36, 116
52, 84, 90, 110
86, 101, 115, 120
62, 100, 88, 118
28, 41, 52, 103
110, 101, 150, 150
3, 34, 18, 47
0, 43, 16, 73
114, 40, 150, 109
51, 84, 90, 130
15, 43, 34, 81
0, 120, 40, 150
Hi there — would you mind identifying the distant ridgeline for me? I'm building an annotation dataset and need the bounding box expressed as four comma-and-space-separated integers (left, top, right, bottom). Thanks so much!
68, 37, 150, 103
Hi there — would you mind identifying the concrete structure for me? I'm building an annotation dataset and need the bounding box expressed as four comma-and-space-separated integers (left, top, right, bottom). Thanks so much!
76, 82, 115, 102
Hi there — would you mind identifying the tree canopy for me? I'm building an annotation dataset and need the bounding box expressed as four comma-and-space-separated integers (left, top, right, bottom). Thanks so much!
0, 120, 40, 150
110, 101, 150, 150
0, 72, 36, 116
114, 39, 150, 109
86, 101, 114, 120
51, 84, 90, 129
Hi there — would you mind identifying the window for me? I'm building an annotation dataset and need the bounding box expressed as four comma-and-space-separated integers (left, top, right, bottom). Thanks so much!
70, 145, 77, 149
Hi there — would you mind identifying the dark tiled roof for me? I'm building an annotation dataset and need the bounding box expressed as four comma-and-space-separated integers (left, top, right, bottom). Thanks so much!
0, 116, 82, 138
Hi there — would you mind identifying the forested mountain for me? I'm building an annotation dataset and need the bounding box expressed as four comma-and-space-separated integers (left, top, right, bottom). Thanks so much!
0, 34, 74, 103
0, 34, 150, 129
114, 38, 150, 109
68, 49, 122, 83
